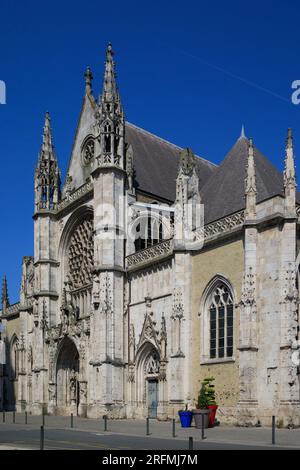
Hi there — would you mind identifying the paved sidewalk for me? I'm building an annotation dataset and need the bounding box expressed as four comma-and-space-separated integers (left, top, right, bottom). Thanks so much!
0, 412, 299, 449
0, 444, 33, 450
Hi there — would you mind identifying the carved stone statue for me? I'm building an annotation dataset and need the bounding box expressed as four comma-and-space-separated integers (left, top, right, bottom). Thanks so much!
70, 370, 77, 402
48, 382, 56, 402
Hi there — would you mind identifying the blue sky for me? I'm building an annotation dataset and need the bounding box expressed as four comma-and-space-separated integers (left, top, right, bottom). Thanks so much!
0, 0, 300, 301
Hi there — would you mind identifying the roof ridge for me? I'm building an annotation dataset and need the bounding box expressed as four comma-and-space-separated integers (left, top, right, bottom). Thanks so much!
126, 121, 218, 167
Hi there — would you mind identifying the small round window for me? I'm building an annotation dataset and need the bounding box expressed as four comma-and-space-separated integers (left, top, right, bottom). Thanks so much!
82, 137, 95, 166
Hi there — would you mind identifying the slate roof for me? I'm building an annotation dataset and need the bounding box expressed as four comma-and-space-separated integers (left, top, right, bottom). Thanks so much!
201, 135, 300, 224
125, 122, 217, 202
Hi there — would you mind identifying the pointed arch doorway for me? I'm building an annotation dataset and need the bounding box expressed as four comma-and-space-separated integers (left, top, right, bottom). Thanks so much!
136, 343, 160, 419
56, 337, 80, 414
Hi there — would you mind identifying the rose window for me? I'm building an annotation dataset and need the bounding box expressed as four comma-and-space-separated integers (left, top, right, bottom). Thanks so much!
68, 217, 94, 290
82, 138, 95, 166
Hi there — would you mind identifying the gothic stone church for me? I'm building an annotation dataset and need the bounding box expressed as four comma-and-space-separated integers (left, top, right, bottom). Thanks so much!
0, 44, 300, 426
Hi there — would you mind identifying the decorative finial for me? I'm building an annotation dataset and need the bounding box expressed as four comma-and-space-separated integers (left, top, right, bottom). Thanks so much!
41, 111, 54, 159
284, 128, 296, 207
101, 42, 118, 103
245, 138, 257, 219
178, 147, 195, 176
240, 125, 246, 139
286, 128, 293, 149
84, 66, 93, 93
1, 275, 10, 311
35, 112, 61, 211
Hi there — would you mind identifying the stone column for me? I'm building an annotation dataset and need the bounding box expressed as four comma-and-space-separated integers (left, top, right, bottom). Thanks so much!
237, 139, 258, 425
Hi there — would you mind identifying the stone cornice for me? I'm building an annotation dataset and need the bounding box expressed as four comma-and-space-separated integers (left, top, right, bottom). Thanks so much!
238, 346, 259, 352
128, 292, 172, 308
192, 208, 298, 251
56, 181, 93, 216
34, 259, 60, 267
33, 181, 94, 220
91, 163, 126, 178
2, 303, 20, 317
126, 239, 174, 271
254, 212, 296, 231
93, 265, 125, 273
33, 291, 59, 299
193, 210, 245, 247
33, 210, 57, 220
19, 302, 33, 313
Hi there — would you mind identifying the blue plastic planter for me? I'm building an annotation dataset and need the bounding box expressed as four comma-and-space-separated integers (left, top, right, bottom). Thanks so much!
178, 411, 193, 428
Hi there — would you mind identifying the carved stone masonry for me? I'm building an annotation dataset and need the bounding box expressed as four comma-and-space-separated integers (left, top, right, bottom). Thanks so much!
194, 211, 245, 242
171, 288, 184, 320
282, 263, 298, 304
100, 272, 113, 314
137, 297, 160, 351
68, 217, 94, 290
280, 263, 298, 348
160, 315, 167, 361
171, 288, 184, 356
48, 381, 56, 402
128, 323, 135, 364
240, 267, 256, 307
82, 138, 95, 166
239, 267, 257, 350
126, 239, 173, 269
126, 143, 134, 192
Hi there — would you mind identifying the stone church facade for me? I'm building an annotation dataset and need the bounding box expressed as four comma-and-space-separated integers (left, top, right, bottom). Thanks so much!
1, 44, 300, 426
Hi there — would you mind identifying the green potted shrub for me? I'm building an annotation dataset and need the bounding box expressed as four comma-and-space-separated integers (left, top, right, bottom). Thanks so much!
192, 383, 210, 429
202, 377, 218, 428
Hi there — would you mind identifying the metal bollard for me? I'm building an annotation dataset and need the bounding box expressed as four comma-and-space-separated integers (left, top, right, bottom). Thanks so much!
71, 413, 74, 428
201, 413, 206, 440
189, 436, 193, 450
146, 417, 150, 436
40, 426, 44, 450
272, 416, 276, 445
2, 410, 4, 423
25, 412, 28, 425
13, 411, 15, 424
172, 418, 176, 438
103, 415, 108, 432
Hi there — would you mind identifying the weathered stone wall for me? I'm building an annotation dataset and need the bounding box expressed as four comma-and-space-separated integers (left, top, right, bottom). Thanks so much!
1, 314, 21, 410
191, 237, 244, 419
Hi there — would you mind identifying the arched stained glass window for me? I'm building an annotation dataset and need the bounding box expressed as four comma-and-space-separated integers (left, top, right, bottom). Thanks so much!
209, 284, 234, 359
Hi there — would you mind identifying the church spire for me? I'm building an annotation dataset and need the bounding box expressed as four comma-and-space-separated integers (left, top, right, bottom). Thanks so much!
245, 138, 257, 219
84, 66, 93, 95
1, 275, 9, 313
94, 43, 125, 170
101, 42, 119, 104
38, 112, 56, 162
283, 128, 296, 212
41, 112, 53, 159
35, 112, 61, 211
240, 125, 246, 139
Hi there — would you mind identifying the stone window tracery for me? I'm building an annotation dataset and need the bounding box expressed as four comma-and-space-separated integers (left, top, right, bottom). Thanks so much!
134, 212, 164, 252
208, 284, 234, 359
82, 138, 95, 166
10, 336, 19, 380
68, 217, 94, 290
144, 350, 160, 376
